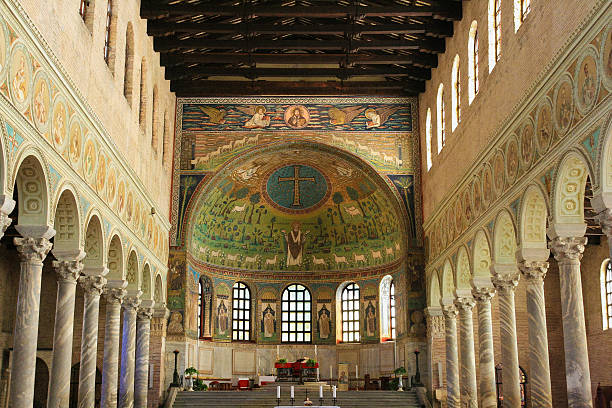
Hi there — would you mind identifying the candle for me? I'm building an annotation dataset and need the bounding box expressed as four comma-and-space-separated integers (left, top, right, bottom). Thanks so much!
291, 386, 294, 398
319, 385, 323, 398
333, 385, 337, 398
330, 365, 333, 380
315, 345, 318, 360
317, 367, 320, 382
356, 364, 358, 379
277, 345, 279, 360
277, 385, 281, 399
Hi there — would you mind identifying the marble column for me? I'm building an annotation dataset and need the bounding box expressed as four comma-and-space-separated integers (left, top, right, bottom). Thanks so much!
0, 195, 15, 240
134, 302, 154, 407
472, 287, 497, 408
9, 225, 54, 407
491, 268, 522, 408
442, 304, 460, 408
47, 250, 86, 408
454, 297, 478, 407
518, 260, 553, 407
100, 281, 127, 408
119, 293, 142, 408
77, 273, 107, 408
550, 236, 593, 408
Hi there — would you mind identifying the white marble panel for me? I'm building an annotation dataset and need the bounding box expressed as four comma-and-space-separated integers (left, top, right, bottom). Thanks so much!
233, 349, 256, 374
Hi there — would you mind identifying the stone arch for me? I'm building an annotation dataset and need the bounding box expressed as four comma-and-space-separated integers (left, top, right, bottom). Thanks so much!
126, 249, 139, 290
154, 273, 164, 303
52, 187, 81, 252
592, 117, 612, 212
441, 259, 455, 305
141, 263, 152, 300
84, 213, 105, 269
13, 153, 50, 226
472, 228, 492, 280
551, 150, 591, 228
455, 245, 471, 293
427, 271, 442, 308
518, 184, 548, 249
493, 209, 518, 264
107, 234, 124, 280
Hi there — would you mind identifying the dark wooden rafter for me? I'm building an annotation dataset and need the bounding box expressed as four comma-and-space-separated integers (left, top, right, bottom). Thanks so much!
140, 0, 463, 96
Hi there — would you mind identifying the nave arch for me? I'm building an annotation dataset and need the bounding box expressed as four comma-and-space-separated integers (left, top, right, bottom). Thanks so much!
454, 245, 471, 296
142, 263, 153, 301
440, 259, 454, 306
107, 233, 125, 281
84, 213, 106, 271
13, 151, 51, 228
126, 249, 141, 291
492, 209, 518, 266
52, 186, 82, 253
427, 271, 441, 308
472, 228, 492, 287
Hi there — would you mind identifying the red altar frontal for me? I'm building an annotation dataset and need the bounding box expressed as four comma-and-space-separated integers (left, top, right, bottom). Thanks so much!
275, 359, 319, 382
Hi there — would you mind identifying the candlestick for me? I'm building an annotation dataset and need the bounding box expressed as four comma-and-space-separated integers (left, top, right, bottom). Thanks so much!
291, 385, 294, 398
277, 385, 281, 399
319, 385, 323, 398
317, 367, 320, 382
333, 385, 336, 398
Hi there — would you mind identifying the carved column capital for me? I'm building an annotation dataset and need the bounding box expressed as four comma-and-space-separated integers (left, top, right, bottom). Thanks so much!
104, 287, 127, 304
454, 296, 476, 312
426, 314, 445, 339
123, 294, 142, 310
472, 287, 496, 304
0, 196, 15, 239
518, 260, 549, 282
0, 213, 11, 236
53, 256, 85, 283
442, 304, 458, 319
14, 236, 53, 264
79, 275, 107, 296
549, 236, 587, 264
492, 271, 520, 294
137, 307, 154, 320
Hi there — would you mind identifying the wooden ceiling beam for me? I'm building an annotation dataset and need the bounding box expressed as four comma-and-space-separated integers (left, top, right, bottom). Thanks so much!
170, 80, 423, 96
147, 21, 453, 37
154, 37, 446, 53
165, 66, 430, 81
159, 52, 438, 68
141, 2, 461, 20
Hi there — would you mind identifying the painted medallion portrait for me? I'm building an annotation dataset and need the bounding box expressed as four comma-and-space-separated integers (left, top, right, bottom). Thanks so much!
126, 191, 133, 222
83, 138, 96, 181
520, 122, 534, 166
472, 178, 482, 216
536, 101, 553, 153
454, 199, 463, 234
603, 29, 612, 85
493, 150, 505, 194
52, 99, 68, 149
506, 139, 519, 183
9, 45, 31, 108
107, 166, 117, 204
0, 20, 7, 79
96, 152, 106, 193
69, 126, 83, 165
554, 79, 574, 134
463, 189, 472, 223
284, 105, 310, 129
575, 52, 599, 112
117, 180, 126, 215
481, 165, 493, 206
32, 72, 50, 130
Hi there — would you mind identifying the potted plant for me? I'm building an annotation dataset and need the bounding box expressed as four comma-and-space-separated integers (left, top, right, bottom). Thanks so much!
184, 367, 198, 391
305, 359, 317, 367
274, 358, 291, 368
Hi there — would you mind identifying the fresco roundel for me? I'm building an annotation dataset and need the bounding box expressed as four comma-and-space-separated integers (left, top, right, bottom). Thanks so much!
263, 164, 330, 214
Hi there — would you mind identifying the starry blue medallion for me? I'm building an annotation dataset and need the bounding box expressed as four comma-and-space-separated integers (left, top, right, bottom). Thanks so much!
266, 165, 328, 212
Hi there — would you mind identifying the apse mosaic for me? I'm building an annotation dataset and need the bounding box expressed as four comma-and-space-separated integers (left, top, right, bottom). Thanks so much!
187, 142, 407, 273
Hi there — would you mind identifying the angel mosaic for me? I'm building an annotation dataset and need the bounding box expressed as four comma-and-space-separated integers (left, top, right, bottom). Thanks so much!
240, 105, 271, 128
365, 106, 400, 129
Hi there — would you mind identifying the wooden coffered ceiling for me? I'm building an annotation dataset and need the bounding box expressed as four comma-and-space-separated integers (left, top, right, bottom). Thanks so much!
141, 0, 464, 96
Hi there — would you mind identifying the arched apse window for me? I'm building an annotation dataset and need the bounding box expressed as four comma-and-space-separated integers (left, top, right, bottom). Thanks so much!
341, 282, 360, 343
468, 21, 479, 103
601, 259, 612, 330
451, 55, 461, 131
425, 108, 432, 170
139, 58, 147, 130
232, 282, 251, 341
199, 276, 213, 338
489, 0, 502, 71
514, 0, 531, 31
281, 284, 312, 343
123, 23, 134, 104
379, 276, 396, 341
436, 84, 445, 153
79, 0, 94, 32
103, 1, 113, 65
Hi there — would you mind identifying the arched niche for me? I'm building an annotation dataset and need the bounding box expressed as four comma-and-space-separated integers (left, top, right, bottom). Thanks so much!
154, 273, 164, 304
53, 187, 81, 252
107, 234, 124, 281
517, 184, 550, 262
455, 245, 472, 295
441, 259, 455, 306
427, 271, 441, 308
126, 250, 139, 290
493, 210, 518, 265
84, 214, 105, 270
550, 151, 590, 238
142, 263, 152, 300
472, 229, 493, 287
14, 154, 50, 227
